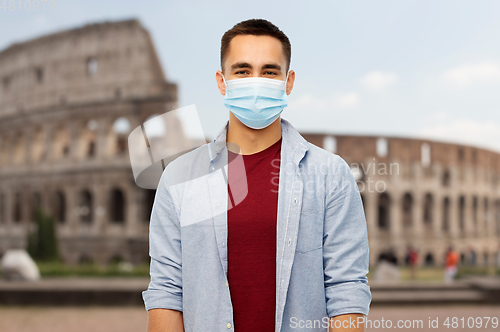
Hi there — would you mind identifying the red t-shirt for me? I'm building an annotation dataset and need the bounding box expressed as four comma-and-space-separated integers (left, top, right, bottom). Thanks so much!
227, 137, 282, 332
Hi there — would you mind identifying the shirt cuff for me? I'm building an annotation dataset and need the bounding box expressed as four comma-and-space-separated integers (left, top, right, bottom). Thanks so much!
325, 281, 371, 318
142, 289, 183, 312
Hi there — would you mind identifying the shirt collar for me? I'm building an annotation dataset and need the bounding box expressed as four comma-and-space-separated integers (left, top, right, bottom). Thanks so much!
208, 118, 309, 164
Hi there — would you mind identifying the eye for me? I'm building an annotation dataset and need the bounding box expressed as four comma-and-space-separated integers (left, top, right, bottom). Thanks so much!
235, 70, 250, 75
264, 71, 278, 75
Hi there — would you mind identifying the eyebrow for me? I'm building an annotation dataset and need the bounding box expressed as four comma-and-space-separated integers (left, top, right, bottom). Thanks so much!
230, 62, 282, 71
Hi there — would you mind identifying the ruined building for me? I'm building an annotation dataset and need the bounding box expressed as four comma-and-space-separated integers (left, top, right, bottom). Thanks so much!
302, 133, 500, 267
0, 19, 186, 265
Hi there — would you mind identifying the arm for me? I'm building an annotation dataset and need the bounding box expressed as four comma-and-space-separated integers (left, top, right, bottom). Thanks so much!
323, 155, 372, 330
147, 309, 184, 332
142, 170, 184, 331
329, 313, 365, 332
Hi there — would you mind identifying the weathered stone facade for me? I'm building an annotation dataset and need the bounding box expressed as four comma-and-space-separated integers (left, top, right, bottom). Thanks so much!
302, 133, 500, 268
0, 19, 187, 265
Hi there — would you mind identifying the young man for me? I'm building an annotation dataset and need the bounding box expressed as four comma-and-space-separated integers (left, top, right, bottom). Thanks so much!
143, 19, 371, 332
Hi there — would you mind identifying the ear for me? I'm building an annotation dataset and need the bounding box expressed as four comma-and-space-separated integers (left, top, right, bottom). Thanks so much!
285, 70, 295, 95
216, 70, 226, 95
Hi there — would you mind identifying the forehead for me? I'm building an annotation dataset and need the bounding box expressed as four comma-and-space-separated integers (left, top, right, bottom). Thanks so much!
225, 35, 286, 70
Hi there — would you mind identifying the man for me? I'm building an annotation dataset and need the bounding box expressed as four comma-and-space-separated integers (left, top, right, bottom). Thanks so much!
142, 19, 371, 332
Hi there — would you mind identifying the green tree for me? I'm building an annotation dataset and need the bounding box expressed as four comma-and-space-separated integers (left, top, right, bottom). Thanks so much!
27, 208, 61, 262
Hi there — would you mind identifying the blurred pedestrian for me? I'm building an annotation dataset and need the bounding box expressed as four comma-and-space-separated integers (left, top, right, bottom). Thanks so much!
408, 246, 419, 281
444, 246, 460, 284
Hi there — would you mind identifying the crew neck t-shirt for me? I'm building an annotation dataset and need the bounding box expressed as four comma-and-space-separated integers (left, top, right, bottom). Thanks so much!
227, 137, 282, 332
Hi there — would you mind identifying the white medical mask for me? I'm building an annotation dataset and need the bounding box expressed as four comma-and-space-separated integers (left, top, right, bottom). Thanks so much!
222, 73, 289, 129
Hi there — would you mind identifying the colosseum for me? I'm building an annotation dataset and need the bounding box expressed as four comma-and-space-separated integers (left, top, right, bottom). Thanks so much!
302, 133, 500, 267
0, 18, 499, 269
0, 19, 197, 265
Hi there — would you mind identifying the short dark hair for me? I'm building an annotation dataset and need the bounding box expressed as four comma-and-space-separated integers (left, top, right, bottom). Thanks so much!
220, 19, 291, 74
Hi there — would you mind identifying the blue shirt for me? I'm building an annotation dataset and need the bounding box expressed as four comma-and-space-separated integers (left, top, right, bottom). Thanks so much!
142, 118, 371, 332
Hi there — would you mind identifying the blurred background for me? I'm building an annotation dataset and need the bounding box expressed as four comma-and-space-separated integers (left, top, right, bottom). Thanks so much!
0, 0, 499, 331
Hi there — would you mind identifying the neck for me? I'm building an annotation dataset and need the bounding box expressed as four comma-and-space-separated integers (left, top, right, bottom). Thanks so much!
226, 113, 282, 155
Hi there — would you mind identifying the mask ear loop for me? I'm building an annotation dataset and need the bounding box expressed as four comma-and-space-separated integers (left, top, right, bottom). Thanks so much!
284, 70, 290, 91
222, 74, 227, 87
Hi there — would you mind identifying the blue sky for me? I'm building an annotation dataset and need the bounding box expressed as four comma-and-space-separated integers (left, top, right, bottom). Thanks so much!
1, 0, 500, 152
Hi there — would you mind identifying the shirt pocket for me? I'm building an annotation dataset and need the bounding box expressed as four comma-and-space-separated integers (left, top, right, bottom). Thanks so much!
295, 212, 323, 254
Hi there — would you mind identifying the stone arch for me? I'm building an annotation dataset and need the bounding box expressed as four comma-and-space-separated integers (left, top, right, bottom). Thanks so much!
53, 125, 71, 159
78, 189, 93, 223
30, 192, 42, 222
442, 169, 451, 187
0, 135, 7, 166
442, 197, 450, 233
424, 253, 434, 266
377, 192, 390, 230
107, 116, 131, 156
402, 192, 413, 228
472, 196, 478, 232
459, 196, 466, 231
13, 192, 22, 223
31, 126, 46, 162
51, 191, 66, 223
13, 131, 25, 164
0, 192, 5, 223
79, 254, 94, 265
109, 187, 125, 223
423, 193, 434, 227
483, 197, 489, 231
79, 120, 98, 159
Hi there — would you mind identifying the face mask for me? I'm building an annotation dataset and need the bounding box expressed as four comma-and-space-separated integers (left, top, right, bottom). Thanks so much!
222, 73, 289, 129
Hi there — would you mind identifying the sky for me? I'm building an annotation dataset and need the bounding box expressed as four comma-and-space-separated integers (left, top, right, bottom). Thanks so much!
1, 0, 500, 152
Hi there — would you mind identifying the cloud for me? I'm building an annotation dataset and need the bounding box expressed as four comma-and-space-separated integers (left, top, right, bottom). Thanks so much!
416, 111, 500, 152
332, 92, 360, 108
442, 62, 500, 89
360, 70, 398, 90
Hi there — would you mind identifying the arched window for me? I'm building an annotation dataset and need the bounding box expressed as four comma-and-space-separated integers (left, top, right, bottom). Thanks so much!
109, 188, 125, 223
111, 117, 131, 155
13, 132, 25, 164
402, 193, 413, 228
52, 191, 66, 223
424, 253, 434, 266
53, 126, 70, 159
30, 192, 42, 222
78, 190, 93, 223
442, 197, 450, 232
13, 192, 22, 223
31, 127, 46, 162
423, 193, 433, 226
377, 193, 390, 230
459, 196, 466, 232
0, 192, 5, 224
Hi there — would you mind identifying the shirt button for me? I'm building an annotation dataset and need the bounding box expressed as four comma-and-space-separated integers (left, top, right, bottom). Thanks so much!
288, 238, 291, 245
227, 322, 232, 329
294, 198, 297, 205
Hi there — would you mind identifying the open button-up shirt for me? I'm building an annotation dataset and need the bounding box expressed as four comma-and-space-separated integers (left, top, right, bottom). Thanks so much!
142, 118, 371, 332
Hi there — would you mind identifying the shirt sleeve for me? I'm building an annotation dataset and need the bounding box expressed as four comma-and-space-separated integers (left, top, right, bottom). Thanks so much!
142, 169, 183, 312
323, 155, 372, 318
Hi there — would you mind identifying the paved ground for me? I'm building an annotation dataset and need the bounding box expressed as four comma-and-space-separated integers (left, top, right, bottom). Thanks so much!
0, 305, 499, 332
